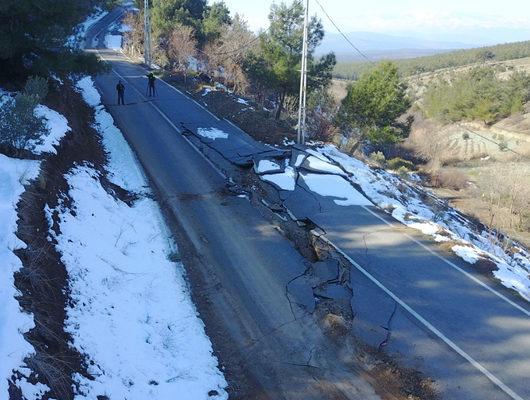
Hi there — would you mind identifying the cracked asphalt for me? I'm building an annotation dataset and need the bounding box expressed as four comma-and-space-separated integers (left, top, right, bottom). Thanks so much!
87, 10, 530, 400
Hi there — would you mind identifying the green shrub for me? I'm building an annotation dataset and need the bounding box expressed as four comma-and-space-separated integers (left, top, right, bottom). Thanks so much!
462, 132, 470, 140
396, 165, 410, 178
369, 151, 386, 166
0, 77, 47, 150
387, 157, 415, 170
24, 76, 48, 102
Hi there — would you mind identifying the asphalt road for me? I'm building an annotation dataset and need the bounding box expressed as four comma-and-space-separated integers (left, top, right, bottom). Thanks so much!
86, 10, 383, 400
86, 9, 530, 400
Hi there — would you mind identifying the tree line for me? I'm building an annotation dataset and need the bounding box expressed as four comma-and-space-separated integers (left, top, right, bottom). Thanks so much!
334, 40, 530, 80
125, 0, 338, 120
0, 0, 118, 82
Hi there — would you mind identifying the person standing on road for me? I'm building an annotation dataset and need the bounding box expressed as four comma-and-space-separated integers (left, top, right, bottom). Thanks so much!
116, 80, 125, 105
147, 72, 156, 97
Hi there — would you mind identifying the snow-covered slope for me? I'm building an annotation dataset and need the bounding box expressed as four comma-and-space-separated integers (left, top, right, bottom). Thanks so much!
48, 165, 227, 399
0, 155, 42, 397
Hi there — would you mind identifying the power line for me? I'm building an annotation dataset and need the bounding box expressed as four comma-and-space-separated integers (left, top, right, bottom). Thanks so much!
313, 0, 374, 64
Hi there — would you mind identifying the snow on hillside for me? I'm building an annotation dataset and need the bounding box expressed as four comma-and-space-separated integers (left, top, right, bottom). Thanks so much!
31, 105, 70, 154
62, 76, 228, 398
0, 155, 42, 397
48, 166, 227, 399
1, 91, 70, 155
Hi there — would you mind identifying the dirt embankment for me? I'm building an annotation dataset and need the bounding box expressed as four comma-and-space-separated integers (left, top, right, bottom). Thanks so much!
12, 83, 128, 400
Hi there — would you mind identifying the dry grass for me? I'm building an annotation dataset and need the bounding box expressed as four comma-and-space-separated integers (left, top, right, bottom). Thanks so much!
430, 169, 468, 190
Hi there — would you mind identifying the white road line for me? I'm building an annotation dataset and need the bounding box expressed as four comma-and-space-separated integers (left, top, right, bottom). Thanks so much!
315, 232, 525, 400
360, 205, 530, 318
108, 67, 227, 180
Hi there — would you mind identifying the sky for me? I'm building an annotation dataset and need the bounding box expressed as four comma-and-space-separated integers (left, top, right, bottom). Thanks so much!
221, 0, 530, 44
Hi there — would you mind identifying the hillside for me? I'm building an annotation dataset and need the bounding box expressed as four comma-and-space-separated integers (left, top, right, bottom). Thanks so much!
402, 58, 530, 247
334, 40, 530, 79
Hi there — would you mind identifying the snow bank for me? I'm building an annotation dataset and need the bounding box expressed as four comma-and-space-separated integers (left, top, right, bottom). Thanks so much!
76, 77, 146, 192
317, 144, 530, 301
197, 127, 229, 140
0, 154, 42, 397
262, 167, 297, 191
104, 34, 122, 50
31, 105, 70, 154
48, 166, 227, 400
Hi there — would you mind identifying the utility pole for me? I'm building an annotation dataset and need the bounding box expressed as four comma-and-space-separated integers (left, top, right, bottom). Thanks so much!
296, 0, 310, 145
144, 0, 152, 67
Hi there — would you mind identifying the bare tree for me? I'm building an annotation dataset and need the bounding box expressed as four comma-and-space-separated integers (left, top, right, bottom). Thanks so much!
203, 14, 256, 94
167, 24, 197, 89
471, 164, 530, 249
407, 114, 454, 172
122, 11, 144, 59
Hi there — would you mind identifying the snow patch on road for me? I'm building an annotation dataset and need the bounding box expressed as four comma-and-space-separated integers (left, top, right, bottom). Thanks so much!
197, 127, 229, 140
0, 154, 42, 398
256, 159, 282, 174
104, 34, 122, 50
262, 167, 297, 191
302, 173, 372, 206
49, 166, 227, 400
304, 155, 346, 176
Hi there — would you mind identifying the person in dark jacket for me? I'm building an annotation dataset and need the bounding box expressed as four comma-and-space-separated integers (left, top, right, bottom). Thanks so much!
116, 80, 125, 105
147, 72, 156, 97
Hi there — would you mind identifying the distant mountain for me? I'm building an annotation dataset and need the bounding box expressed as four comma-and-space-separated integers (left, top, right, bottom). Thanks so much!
317, 31, 477, 61
403, 28, 530, 47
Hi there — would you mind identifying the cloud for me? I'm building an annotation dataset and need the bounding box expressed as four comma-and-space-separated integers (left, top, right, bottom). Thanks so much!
345, 10, 530, 32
